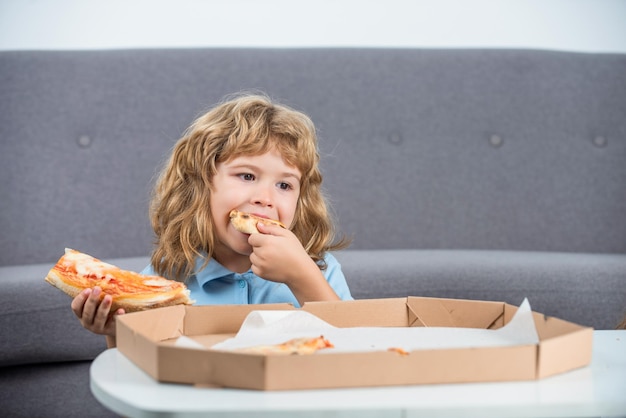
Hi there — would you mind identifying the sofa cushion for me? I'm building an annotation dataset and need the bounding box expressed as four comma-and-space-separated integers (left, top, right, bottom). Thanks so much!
337, 249, 626, 330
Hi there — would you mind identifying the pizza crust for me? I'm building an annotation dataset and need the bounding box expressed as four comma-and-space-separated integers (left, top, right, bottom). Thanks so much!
45, 269, 84, 299
229, 210, 286, 234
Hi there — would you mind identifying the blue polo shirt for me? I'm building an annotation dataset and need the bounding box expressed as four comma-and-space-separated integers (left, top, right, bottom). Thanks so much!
140, 253, 352, 307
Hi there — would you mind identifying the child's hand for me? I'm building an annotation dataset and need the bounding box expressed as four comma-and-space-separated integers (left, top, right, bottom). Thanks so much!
248, 222, 310, 282
248, 222, 339, 304
70, 286, 124, 337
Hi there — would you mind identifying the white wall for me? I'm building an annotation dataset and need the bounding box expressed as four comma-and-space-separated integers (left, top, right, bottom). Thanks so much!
1, 0, 625, 53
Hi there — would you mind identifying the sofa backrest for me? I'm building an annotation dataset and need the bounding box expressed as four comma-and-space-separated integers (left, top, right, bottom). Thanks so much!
1, 48, 625, 266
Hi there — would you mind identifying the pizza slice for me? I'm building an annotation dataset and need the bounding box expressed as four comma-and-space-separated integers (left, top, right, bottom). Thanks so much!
239, 335, 334, 355
229, 209, 286, 234
44, 248, 193, 313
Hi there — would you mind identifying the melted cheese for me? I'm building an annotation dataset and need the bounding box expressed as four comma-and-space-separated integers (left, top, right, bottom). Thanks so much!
62, 248, 117, 279
54, 248, 187, 297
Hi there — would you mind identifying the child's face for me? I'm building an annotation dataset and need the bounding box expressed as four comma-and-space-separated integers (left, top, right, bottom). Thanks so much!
210, 148, 301, 266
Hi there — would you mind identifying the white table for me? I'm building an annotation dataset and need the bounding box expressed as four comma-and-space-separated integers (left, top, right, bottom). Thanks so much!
91, 330, 626, 418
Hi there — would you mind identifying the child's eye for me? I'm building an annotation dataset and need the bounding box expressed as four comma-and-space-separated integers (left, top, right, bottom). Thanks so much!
278, 182, 293, 191
239, 173, 255, 181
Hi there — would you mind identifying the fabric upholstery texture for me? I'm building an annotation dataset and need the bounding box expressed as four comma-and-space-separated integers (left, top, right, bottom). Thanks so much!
1, 49, 625, 266
0, 362, 118, 418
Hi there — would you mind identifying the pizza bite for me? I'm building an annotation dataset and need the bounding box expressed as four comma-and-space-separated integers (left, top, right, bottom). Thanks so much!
229, 209, 286, 234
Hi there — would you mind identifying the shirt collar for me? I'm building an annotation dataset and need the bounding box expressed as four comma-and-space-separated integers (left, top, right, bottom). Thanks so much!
192, 255, 250, 288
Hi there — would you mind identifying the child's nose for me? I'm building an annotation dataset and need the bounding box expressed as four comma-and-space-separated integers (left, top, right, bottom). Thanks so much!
252, 186, 273, 207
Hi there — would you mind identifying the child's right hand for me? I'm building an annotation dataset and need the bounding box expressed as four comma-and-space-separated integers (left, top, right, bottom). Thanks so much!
70, 286, 124, 337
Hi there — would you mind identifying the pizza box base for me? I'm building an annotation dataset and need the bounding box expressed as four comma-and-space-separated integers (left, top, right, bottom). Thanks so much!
115, 297, 593, 391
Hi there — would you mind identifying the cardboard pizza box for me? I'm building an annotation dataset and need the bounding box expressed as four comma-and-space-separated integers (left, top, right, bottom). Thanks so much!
115, 297, 593, 390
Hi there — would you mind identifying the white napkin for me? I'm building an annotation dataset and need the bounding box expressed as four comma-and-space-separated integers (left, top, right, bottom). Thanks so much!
210, 298, 539, 353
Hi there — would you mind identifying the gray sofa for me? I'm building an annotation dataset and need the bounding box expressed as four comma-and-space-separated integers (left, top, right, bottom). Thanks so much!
1, 48, 625, 417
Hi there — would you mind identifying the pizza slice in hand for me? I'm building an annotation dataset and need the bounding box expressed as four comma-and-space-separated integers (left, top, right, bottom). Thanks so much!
229, 209, 286, 234
44, 248, 193, 313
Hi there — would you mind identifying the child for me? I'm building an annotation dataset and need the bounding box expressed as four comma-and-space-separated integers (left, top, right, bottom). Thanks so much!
71, 93, 353, 346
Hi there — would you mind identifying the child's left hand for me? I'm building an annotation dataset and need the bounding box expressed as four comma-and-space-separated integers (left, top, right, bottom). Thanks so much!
248, 222, 340, 304
247, 221, 312, 283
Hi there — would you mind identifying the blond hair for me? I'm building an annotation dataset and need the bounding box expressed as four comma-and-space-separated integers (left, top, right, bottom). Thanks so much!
150, 93, 348, 280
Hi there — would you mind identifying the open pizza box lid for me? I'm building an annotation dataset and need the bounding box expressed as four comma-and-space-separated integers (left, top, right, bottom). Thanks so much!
115, 297, 593, 390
